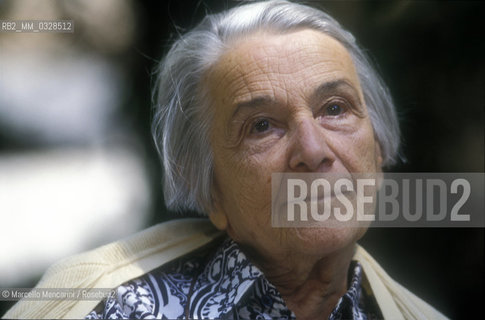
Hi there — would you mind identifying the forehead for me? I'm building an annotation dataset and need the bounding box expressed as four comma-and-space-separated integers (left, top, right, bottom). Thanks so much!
206, 29, 362, 107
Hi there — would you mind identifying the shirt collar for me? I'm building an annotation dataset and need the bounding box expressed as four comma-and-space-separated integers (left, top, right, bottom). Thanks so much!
197, 238, 366, 319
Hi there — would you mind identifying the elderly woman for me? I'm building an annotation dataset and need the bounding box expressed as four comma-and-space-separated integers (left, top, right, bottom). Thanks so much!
4, 1, 447, 319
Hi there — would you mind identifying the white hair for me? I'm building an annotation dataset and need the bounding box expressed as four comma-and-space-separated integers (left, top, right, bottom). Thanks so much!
152, 0, 400, 214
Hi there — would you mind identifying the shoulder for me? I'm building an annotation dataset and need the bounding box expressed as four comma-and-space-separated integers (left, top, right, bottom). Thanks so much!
3, 218, 223, 319
86, 235, 227, 319
87, 236, 259, 320
354, 245, 449, 320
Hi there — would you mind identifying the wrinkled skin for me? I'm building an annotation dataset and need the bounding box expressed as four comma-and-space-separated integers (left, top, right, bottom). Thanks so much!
206, 29, 382, 319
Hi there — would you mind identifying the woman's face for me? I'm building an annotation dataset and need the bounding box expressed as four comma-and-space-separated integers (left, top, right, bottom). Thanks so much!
206, 29, 382, 263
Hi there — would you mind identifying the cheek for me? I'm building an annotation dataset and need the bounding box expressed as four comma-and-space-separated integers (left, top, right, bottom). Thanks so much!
227, 139, 287, 182
355, 131, 378, 169
333, 122, 378, 171
214, 146, 284, 225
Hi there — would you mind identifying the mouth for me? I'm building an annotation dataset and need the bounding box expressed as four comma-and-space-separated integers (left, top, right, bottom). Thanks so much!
283, 189, 356, 207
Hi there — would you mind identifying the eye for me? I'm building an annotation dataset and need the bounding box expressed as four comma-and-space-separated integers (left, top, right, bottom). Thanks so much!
252, 118, 270, 133
324, 103, 345, 116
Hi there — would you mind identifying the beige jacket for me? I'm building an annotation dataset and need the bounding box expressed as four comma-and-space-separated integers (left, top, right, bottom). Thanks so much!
3, 218, 447, 319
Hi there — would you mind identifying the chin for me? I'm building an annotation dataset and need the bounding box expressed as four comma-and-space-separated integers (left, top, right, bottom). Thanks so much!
291, 226, 367, 257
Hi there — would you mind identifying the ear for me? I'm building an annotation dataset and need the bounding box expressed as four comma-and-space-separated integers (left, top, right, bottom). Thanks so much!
208, 183, 228, 231
375, 142, 384, 189
375, 141, 383, 170
209, 205, 228, 231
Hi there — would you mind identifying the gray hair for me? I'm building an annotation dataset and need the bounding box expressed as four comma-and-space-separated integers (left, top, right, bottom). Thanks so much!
152, 0, 400, 214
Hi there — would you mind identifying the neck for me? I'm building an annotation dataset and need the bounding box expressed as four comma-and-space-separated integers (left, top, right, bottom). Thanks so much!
244, 242, 356, 320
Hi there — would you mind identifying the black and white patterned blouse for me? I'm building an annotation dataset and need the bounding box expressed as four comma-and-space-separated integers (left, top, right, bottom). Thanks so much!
86, 237, 379, 319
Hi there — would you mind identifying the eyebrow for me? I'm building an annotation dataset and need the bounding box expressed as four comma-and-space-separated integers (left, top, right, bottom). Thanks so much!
231, 96, 277, 120
311, 79, 361, 104
231, 79, 361, 120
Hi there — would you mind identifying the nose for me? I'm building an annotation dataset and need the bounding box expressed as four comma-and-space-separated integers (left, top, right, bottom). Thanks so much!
288, 117, 336, 172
